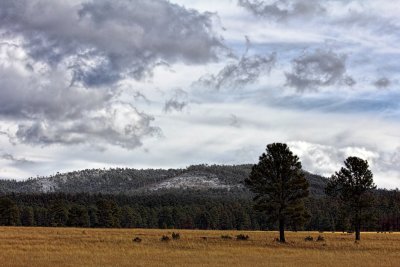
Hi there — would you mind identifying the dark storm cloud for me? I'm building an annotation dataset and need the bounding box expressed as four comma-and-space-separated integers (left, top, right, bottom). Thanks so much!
238, 0, 325, 21
373, 77, 391, 89
0, 0, 224, 86
285, 50, 353, 92
197, 53, 276, 90
163, 89, 189, 113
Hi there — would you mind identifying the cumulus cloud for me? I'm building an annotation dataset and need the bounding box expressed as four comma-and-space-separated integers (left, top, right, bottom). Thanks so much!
288, 141, 380, 177
197, 52, 276, 90
15, 102, 160, 149
0, 44, 160, 149
238, 0, 325, 21
288, 141, 400, 188
373, 77, 391, 89
163, 89, 189, 113
0, 65, 111, 121
0, 0, 224, 86
285, 50, 353, 92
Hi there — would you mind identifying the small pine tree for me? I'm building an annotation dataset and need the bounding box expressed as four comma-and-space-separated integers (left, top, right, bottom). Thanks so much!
49, 200, 69, 227
20, 206, 35, 226
326, 156, 376, 241
96, 199, 121, 228
0, 197, 20, 226
68, 205, 90, 227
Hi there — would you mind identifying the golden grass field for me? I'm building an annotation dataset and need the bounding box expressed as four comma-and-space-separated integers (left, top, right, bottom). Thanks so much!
0, 227, 399, 267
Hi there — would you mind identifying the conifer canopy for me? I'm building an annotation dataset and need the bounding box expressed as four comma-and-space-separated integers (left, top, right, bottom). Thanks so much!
245, 143, 309, 242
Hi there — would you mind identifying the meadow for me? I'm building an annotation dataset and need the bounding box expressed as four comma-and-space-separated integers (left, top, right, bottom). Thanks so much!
0, 227, 399, 267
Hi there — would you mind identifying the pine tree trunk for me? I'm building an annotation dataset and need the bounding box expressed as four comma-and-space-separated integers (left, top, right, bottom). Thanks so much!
355, 209, 361, 241
355, 226, 360, 241
279, 218, 285, 243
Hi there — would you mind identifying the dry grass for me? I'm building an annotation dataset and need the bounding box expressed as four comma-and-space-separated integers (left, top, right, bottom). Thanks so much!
0, 227, 399, 267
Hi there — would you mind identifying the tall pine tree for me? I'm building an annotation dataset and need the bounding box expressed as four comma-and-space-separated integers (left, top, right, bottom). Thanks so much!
245, 143, 309, 242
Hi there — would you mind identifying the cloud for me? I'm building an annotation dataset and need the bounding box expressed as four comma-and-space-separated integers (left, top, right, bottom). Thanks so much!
373, 77, 391, 89
15, 102, 160, 149
288, 141, 400, 188
285, 49, 352, 92
380, 148, 400, 171
0, 65, 111, 121
238, 0, 325, 21
163, 89, 189, 113
0, 130, 17, 145
237, 0, 398, 36
229, 114, 241, 128
266, 91, 400, 115
334, 9, 400, 37
0, 48, 160, 149
1, 153, 35, 165
197, 52, 276, 90
0, 0, 224, 86
133, 91, 151, 104
288, 141, 380, 177
343, 76, 356, 87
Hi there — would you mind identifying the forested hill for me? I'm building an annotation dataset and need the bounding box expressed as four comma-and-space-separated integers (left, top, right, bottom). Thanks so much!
1, 166, 399, 232
0, 164, 328, 197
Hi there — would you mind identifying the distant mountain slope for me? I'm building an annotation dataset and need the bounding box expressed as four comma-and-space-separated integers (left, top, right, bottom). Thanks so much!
0, 164, 328, 197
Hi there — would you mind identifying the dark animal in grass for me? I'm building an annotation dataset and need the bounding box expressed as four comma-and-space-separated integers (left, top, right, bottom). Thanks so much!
304, 236, 313, 241
316, 235, 325, 242
221, 235, 232, 240
161, 235, 170, 242
133, 237, 142, 243
236, 234, 249, 241
172, 232, 180, 240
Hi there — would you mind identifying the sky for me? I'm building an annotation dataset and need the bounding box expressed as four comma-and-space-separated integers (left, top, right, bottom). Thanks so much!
0, 0, 399, 189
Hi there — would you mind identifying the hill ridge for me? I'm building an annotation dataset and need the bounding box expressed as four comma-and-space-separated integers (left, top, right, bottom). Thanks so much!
0, 164, 328, 197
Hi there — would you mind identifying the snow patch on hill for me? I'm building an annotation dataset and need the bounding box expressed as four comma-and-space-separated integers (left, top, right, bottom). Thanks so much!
150, 173, 232, 191
38, 179, 58, 193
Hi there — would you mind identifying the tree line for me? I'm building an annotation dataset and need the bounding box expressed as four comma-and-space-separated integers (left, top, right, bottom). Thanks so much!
0, 189, 399, 233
